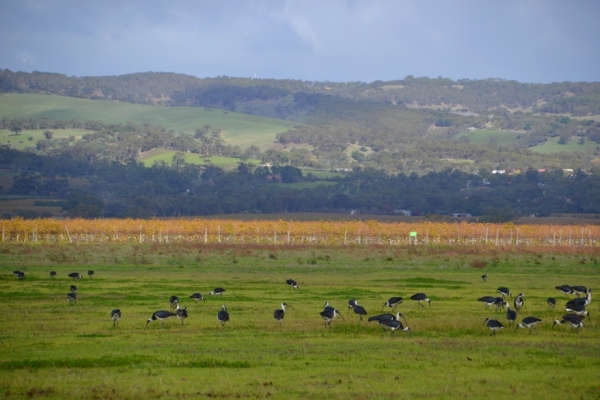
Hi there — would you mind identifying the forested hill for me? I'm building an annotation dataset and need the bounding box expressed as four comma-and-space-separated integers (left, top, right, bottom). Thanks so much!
2, 69, 600, 116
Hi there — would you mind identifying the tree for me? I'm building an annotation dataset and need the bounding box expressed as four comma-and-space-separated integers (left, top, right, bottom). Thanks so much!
44, 130, 54, 140
171, 152, 186, 169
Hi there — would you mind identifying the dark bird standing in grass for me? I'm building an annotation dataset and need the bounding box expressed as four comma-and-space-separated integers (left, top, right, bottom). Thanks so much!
87, 270, 94, 278
169, 295, 179, 310
493, 297, 506, 311
348, 299, 357, 312
514, 293, 524, 311
210, 288, 226, 296
555, 285, 573, 296
146, 310, 177, 327
506, 303, 517, 326
111, 309, 121, 326
552, 314, 585, 332
70, 285, 77, 294
352, 301, 368, 321
189, 293, 205, 302
67, 293, 76, 305
478, 296, 496, 309
497, 287, 511, 298
565, 303, 590, 320
381, 297, 403, 311
176, 304, 188, 325
368, 312, 408, 326
286, 279, 299, 289
274, 303, 294, 325
50, 271, 56, 278
68, 272, 82, 280
378, 319, 411, 337
320, 307, 344, 328
571, 285, 587, 297
515, 316, 543, 334
217, 305, 229, 327
481, 274, 487, 282
13, 271, 25, 280
410, 293, 431, 308
483, 318, 503, 335
547, 297, 557, 308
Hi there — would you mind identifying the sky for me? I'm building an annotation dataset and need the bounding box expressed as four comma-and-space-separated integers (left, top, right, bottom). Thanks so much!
1, 0, 599, 83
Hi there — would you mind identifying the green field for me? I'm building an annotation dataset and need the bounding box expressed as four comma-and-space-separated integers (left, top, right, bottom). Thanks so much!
139, 148, 261, 169
456, 129, 522, 145
0, 243, 598, 399
529, 136, 599, 154
0, 128, 88, 150
0, 93, 297, 150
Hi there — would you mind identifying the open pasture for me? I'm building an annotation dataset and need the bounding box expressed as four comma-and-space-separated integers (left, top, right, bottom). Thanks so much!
0, 242, 599, 399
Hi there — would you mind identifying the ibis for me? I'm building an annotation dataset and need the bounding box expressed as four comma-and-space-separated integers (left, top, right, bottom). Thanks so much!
70, 285, 77, 294
348, 299, 357, 312
352, 301, 368, 321
286, 279, 299, 289
483, 318, 503, 335
217, 305, 229, 327
169, 295, 179, 310
410, 293, 431, 308
497, 287, 511, 298
68, 272, 82, 280
565, 303, 590, 320
493, 297, 505, 311
571, 285, 587, 297
13, 271, 25, 280
547, 297, 556, 308
67, 293, 76, 305
381, 297, 403, 311
210, 288, 226, 296
378, 319, 411, 337
552, 314, 584, 332
481, 274, 487, 282
176, 304, 188, 325
555, 285, 573, 296
320, 307, 344, 328
146, 310, 177, 327
87, 270, 94, 278
478, 296, 496, 309
514, 293, 524, 311
50, 271, 56, 278
274, 302, 294, 325
515, 316, 542, 334
505, 303, 517, 326
189, 293, 205, 302
111, 309, 121, 326
368, 312, 407, 326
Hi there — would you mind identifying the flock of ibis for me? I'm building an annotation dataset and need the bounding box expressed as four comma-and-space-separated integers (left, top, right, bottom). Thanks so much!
10, 270, 594, 337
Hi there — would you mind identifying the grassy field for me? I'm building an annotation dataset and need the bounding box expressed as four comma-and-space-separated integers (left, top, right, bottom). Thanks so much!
0, 93, 297, 150
529, 136, 599, 154
456, 129, 521, 146
139, 148, 261, 169
0, 243, 598, 399
0, 129, 88, 150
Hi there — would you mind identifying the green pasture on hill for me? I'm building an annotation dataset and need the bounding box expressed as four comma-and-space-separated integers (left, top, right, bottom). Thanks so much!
456, 129, 522, 145
0, 128, 88, 150
0, 243, 598, 399
139, 148, 261, 169
0, 93, 297, 150
530, 136, 599, 154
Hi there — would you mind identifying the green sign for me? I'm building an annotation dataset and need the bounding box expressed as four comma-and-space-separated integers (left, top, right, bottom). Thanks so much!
409, 232, 417, 237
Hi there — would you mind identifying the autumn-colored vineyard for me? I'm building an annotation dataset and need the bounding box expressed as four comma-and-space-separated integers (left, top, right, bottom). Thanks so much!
1, 218, 599, 247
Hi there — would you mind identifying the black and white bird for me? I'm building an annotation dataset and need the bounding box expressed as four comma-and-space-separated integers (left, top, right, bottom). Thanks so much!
320, 307, 344, 328
87, 270, 94, 278
67, 292, 76, 305
497, 287, 511, 298
552, 314, 585, 332
50, 271, 56, 278
274, 302, 294, 325
378, 319, 411, 337
13, 271, 25, 280
381, 297, 403, 311
352, 301, 368, 321
189, 293, 205, 302
322, 301, 335, 313
146, 310, 177, 327
565, 303, 590, 320
514, 293, 524, 311
410, 293, 431, 308
515, 316, 543, 334
286, 279, 299, 289
169, 295, 179, 310
481, 274, 487, 282
210, 288, 226, 296
493, 297, 506, 311
111, 309, 121, 326
217, 305, 229, 327
478, 296, 496, 309
566, 290, 592, 309
555, 285, 573, 296
505, 303, 517, 326
70, 285, 77, 294
368, 312, 408, 326
571, 285, 587, 297
68, 272, 82, 280
483, 318, 503, 335
176, 304, 188, 325
547, 297, 557, 309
